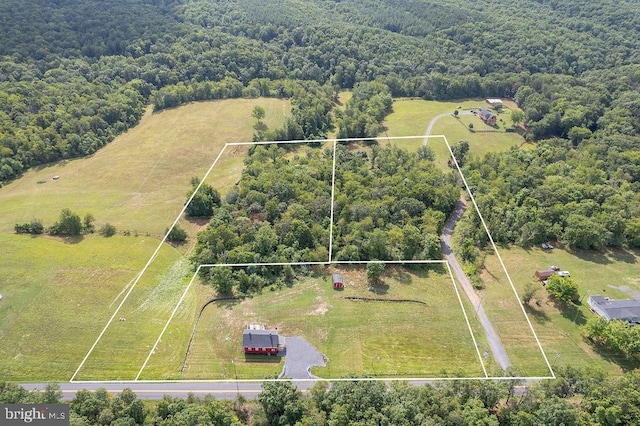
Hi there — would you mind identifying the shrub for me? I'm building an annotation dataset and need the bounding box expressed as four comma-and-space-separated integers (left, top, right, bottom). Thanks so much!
99, 223, 117, 237
166, 225, 187, 243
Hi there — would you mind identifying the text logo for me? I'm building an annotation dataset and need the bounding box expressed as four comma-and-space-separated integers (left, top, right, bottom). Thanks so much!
1, 404, 69, 425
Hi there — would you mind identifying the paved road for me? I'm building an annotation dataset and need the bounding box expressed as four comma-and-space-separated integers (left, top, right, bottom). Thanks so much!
441, 198, 511, 371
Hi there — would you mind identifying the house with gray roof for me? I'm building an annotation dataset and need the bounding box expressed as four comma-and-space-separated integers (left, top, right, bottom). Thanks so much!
478, 107, 497, 125
242, 328, 283, 355
587, 295, 640, 325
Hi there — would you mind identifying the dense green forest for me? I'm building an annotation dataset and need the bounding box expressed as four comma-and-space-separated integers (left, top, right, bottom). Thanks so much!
2, 0, 640, 182
3, 367, 640, 425
191, 140, 457, 294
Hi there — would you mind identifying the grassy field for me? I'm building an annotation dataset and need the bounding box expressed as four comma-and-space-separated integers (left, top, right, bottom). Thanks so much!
0, 98, 291, 381
157, 265, 487, 380
0, 98, 289, 236
382, 99, 531, 170
0, 234, 179, 381
479, 244, 640, 375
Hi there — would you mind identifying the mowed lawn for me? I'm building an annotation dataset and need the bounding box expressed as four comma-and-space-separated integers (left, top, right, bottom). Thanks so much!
479, 244, 640, 375
170, 266, 486, 380
0, 98, 291, 381
382, 99, 530, 171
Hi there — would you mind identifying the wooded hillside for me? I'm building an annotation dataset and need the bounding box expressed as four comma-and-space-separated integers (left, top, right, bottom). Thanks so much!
1, 0, 639, 182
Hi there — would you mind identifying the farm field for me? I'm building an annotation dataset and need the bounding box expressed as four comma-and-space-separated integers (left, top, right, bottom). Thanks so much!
146, 265, 488, 380
480, 244, 640, 374
0, 98, 291, 381
1, 95, 636, 382
382, 99, 531, 170
0, 233, 179, 381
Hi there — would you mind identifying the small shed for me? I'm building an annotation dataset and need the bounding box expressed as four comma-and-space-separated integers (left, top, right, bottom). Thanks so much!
535, 269, 555, 280
485, 98, 503, 108
332, 273, 344, 289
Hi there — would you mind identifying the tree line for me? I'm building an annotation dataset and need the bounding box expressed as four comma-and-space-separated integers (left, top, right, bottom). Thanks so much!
2, 0, 640, 183
3, 366, 640, 425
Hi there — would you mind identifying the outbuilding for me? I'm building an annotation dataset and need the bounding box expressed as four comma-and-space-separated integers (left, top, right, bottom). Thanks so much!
332, 273, 344, 290
485, 98, 503, 108
535, 269, 555, 281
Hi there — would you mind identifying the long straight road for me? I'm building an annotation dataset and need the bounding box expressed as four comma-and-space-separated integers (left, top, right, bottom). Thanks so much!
424, 109, 511, 371
441, 198, 511, 371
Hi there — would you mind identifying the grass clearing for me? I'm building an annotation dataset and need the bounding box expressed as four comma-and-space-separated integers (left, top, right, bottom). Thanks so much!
0, 234, 178, 381
0, 98, 290, 381
479, 245, 640, 375
164, 265, 486, 380
382, 99, 531, 171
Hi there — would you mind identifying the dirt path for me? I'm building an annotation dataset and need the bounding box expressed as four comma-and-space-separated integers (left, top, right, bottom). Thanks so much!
441, 198, 511, 371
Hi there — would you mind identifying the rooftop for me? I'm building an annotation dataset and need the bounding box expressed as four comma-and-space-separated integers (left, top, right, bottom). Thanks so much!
588, 295, 640, 324
242, 329, 281, 348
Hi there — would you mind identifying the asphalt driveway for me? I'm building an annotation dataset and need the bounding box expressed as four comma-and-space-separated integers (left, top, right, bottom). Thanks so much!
280, 336, 325, 379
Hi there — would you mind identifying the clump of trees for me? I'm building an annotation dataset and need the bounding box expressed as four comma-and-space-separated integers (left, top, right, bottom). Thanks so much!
166, 225, 188, 244
584, 317, 640, 362
185, 177, 221, 219
5, 368, 640, 425
14, 209, 119, 238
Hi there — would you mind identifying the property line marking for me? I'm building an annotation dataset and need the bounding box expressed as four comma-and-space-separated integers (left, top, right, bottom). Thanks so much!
444, 261, 488, 377
136, 266, 203, 380
328, 139, 337, 262
71, 144, 230, 382
79, 135, 555, 382
443, 135, 555, 378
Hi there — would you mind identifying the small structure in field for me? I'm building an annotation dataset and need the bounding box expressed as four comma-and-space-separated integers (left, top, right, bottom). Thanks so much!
332, 273, 344, 290
486, 98, 503, 108
587, 295, 640, 325
478, 107, 497, 125
535, 269, 555, 281
242, 325, 283, 355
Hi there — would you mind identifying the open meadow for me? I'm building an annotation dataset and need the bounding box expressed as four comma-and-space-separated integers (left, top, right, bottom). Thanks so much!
382, 99, 531, 170
144, 265, 488, 380
480, 244, 640, 374
0, 98, 291, 381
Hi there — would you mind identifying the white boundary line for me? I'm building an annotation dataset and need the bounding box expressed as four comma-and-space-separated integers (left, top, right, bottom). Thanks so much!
444, 261, 488, 377
137, 260, 488, 380
328, 139, 337, 262
442, 135, 555, 378
76, 134, 555, 382
70, 144, 230, 382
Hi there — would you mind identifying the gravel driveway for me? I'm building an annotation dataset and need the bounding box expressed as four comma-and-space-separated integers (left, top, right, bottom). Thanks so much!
280, 336, 325, 379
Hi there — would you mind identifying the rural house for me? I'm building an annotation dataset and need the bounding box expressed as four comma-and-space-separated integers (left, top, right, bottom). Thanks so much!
242, 326, 283, 355
478, 107, 497, 125
332, 273, 344, 289
587, 295, 640, 325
